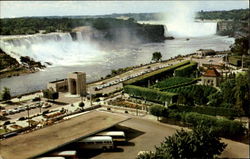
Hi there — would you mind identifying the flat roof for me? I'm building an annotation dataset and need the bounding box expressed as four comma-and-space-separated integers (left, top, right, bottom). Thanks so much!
0, 111, 130, 159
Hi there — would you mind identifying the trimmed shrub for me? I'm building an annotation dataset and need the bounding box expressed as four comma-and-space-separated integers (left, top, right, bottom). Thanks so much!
165, 85, 217, 105
167, 111, 245, 138
124, 85, 178, 104
154, 77, 194, 88
169, 104, 243, 117
150, 105, 168, 120
174, 61, 198, 77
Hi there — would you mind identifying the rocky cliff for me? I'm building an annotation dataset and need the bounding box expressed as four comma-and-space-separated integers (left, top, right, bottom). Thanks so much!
216, 21, 249, 38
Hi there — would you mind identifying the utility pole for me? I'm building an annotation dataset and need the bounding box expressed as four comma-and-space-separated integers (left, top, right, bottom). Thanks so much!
27, 106, 30, 127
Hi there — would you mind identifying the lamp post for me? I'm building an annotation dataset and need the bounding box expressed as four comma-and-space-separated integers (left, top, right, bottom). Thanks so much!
26, 105, 30, 127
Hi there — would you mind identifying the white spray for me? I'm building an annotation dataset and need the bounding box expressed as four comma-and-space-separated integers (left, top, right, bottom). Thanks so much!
0, 32, 107, 66
163, 2, 217, 37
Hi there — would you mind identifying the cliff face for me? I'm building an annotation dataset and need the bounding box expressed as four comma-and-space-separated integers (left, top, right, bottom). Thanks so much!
216, 21, 249, 38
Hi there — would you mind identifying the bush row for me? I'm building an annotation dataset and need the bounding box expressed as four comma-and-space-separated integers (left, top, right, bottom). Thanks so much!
124, 60, 191, 86
165, 84, 217, 105
174, 61, 198, 77
151, 108, 245, 138
169, 104, 244, 117
160, 78, 199, 91
154, 77, 194, 88
178, 112, 246, 138
124, 85, 178, 104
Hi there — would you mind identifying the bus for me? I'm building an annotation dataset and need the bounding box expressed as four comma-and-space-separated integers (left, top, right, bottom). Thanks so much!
96, 131, 126, 142
36, 157, 65, 159
77, 136, 114, 150
49, 150, 77, 159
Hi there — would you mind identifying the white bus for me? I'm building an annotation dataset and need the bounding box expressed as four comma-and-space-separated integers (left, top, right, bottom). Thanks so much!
49, 150, 77, 159
96, 131, 126, 142
37, 157, 65, 159
77, 136, 114, 150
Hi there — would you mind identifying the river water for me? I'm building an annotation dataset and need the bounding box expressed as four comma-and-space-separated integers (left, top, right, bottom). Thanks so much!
0, 22, 234, 96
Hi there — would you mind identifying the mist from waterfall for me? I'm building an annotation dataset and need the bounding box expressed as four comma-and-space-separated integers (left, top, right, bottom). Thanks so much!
0, 32, 107, 66
163, 2, 217, 37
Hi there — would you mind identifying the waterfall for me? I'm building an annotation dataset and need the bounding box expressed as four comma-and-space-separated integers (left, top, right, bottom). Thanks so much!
165, 21, 218, 37
0, 32, 106, 66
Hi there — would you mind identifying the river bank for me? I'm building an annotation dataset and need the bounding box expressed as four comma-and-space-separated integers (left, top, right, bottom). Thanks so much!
0, 49, 46, 79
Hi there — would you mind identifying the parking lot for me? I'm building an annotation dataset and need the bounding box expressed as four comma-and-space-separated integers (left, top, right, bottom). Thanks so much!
77, 114, 249, 159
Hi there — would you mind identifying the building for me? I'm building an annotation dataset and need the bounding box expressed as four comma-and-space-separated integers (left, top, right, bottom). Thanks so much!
201, 67, 221, 87
68, 72, 86, 96
47, 72, 87, 96
196, 49, 216, 57
47, 79, 68, 92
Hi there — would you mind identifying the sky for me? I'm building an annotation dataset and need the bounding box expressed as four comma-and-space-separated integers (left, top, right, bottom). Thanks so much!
0, 1, 249, 18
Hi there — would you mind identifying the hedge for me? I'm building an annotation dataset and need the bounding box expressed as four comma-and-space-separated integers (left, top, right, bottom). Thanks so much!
165, 84, 217, 105
174, 61, 198, 77
124, 60, 191, 86
124, 85, 178, 104
159, 78, 199, 91
165, 111, 245, 138
168, 104, 244, 117
154, 77, 194, 88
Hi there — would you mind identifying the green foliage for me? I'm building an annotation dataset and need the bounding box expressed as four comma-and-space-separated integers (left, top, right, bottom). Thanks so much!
169, 104, 243, 117
234, 74, 250, 115
43, 89, 59, 101
0, 87, 11, 101
165, 84, 217, 105
124, 60, 191, 86
150, 105, 168, 120
79, 102, 85, 110
219, 79, 236, 107
174, 61, 198, 77
151, 52, 162, 62
230, 36, 249, 56
137, 126, 226, 159
167, 111, 245, 138
154, 77, 194, 89
124, 85, 178, 104
197, 9, 249, 21
213, 73, 250, 115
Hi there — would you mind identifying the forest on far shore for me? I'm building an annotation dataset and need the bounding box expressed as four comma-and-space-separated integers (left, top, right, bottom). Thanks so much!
0, 8, 248, 36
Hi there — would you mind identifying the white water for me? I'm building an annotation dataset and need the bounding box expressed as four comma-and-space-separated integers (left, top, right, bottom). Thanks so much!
165, 21, 217, 37
161, 1, 218, 37
0, 32, 107, 66
138, 20, 217, 38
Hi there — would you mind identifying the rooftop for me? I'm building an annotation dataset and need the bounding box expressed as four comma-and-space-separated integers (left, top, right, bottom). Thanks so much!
203, 67, 221, 77
0, 111, 129, 159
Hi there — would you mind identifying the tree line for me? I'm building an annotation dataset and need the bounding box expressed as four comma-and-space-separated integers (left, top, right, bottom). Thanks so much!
197, 8, 249, 21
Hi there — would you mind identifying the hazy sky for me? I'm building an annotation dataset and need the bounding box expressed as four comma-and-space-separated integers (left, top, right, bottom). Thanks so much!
0, 1, 249, 18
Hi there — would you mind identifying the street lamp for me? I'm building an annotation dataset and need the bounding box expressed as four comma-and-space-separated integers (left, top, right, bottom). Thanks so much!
26, 105, 31, 127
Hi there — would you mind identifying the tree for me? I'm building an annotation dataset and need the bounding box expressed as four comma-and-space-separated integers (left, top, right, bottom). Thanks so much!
230, 36, 249, 56
150, 105, 167, 120
79, 102, 85, 110
136, 125, 227, 159
42, 89, 58, 101
1, 87, 11, 101
234, 73, 250, 115
17, 95, 22, 102
152, 52, 162, 62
